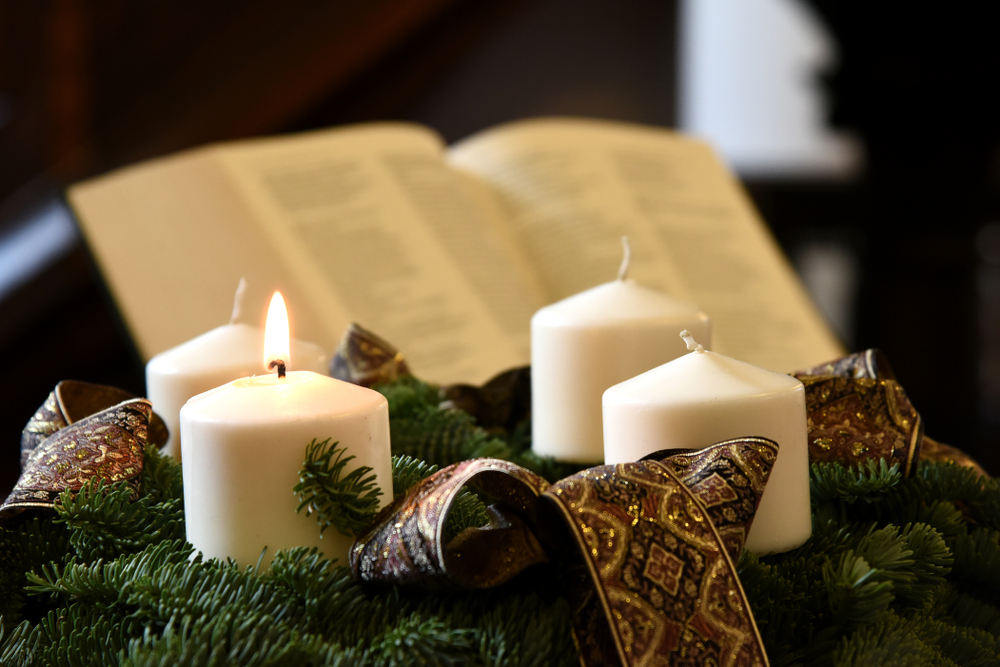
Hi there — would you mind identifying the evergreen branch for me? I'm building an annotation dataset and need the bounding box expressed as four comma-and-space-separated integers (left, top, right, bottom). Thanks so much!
123, 558, 302, 630
443, 491, 491, 544
946, 588, 1000, 637
930, 616, 1000, 667
366, 613, 477, 667
391, 454, 439, 497
55, 478, 185, 562
509, 449, 591, 485
1, 516, 72, 622
119, 607, 334, 667
375, 376, 443, 419
33, 601, 141, 667
262, 547, 383, 641
139, 442, 184, 505
831, 610, 941, 667
24, 539, 194, 607
389, 408, 512, 468
294, 439, 383, 538
894, 523, 952, 607
811, 459, 901, 507
0, 618, 37, 667
950, 527, 1000, 596
824, 551, 896, 630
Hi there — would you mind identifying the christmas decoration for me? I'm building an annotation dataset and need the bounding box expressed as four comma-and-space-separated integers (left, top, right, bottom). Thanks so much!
1, 351, 998, 666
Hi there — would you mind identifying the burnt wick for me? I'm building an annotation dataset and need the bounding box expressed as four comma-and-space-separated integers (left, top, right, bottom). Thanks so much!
269, 359, 287, 378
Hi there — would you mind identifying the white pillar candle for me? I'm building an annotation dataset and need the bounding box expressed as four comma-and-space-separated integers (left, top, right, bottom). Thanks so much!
602, 332, 810, 554
147, 283, 328, 460
531, 240, 710, 463
179, 293, 391, 570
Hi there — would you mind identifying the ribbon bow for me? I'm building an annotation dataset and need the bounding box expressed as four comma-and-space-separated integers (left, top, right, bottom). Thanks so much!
351, 437, 778, 667
1, 380, 164, 519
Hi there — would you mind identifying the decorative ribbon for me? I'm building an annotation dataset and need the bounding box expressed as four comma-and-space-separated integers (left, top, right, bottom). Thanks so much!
351, 437, 777, 667
330, 323, 412, 388
1, 381, 162, 519
795, 348, 989, 478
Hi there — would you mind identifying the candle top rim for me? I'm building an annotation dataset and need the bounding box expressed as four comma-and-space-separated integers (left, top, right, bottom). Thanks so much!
533, 280, 707, 325
603, 349, 803, 402
181, 370, 386, 422
147, 323, 327, 374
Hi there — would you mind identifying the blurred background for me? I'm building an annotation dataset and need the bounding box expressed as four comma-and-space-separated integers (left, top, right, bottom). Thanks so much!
2, 0, 999, 493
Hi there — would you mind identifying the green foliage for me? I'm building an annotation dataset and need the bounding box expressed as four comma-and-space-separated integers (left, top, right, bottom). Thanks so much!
5, 374, 1000, 666
366, 614, 476, 667
390, 455, 438, 497
56, 477, 186, 562
742, 458, 1000, 667
376, 377, 591, 482
295, 438, 383, 538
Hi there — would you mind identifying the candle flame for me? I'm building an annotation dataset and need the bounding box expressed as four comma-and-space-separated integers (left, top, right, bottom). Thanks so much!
263, 291, 291, 373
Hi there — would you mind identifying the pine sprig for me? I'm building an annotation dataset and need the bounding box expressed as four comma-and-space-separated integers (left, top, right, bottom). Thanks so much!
294, 438, 383, 538
25, 539, 194, 607
5, 369, 1000, 666
377, 377, 592, 482
391, 455, 438, 497
812, 458, 902, 503
33, 601, 142, 667
139, 442, 184, 505
366, 613, 477, 667
55, 478, 185, 562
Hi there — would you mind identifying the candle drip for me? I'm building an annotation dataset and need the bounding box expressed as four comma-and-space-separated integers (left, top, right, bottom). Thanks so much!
229, 277, 248, 325
617, 236, 631, 281
680, 330, 705, 353
269, 359, 287, 378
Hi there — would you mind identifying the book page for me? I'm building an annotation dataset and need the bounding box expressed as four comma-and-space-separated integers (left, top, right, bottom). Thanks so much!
214, 124, 532, 383
448, 118, 844, 372
70, 123, 537, 383
69, 148, 334, 363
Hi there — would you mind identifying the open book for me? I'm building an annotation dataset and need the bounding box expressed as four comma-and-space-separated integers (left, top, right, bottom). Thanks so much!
68, 118, 843, 384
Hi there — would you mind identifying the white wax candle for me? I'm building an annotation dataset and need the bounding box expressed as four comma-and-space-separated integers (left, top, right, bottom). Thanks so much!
602, 333, 810, 554
180, 370, 391, 569
531, 279, 710, 463
146, 323, 328, 460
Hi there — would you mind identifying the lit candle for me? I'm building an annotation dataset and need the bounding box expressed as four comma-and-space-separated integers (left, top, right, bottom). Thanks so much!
602, 331, 810, 554
531, 239, 710, 463
147, 280, 328, 460
179, 292, 392, 569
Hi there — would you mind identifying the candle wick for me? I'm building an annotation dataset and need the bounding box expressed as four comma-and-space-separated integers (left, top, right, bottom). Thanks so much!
617, 236, 631, 281
680, 330, 705, 353
269, 359, 287, 378
229, 277, 248, 325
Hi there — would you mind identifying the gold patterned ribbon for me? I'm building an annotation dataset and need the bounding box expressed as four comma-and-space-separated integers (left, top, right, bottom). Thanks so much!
330, 323, 412, 388
1, 381, 159, 519
795, 349, 989, 477
351, 437, 777, 667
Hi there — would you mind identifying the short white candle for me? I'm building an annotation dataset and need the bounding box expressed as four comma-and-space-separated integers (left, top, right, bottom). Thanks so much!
531, 239, 710, 463
602, 332, 810, 554
147, 282, 328, 460
179, 293, 391, 569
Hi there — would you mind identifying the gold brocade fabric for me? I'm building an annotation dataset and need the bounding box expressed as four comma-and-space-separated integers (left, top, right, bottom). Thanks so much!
351, 437, 777, 667
1, 381, 157, 519
797, 374, 923, 477
20, 380, 167, 467
795, 348, 989, 478
330, 323, 411, 388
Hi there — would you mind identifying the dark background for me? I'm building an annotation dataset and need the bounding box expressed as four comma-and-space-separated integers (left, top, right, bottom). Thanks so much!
2, 1, 999, 497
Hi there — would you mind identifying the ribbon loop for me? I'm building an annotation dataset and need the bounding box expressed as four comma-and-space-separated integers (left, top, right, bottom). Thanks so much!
351, 437, 777, 667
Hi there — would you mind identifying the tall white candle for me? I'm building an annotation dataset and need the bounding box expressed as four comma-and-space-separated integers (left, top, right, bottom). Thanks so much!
179, 293, 391, 569
147, 283, 328, 460
602, 332, 810, 554
531, 240, 710, 463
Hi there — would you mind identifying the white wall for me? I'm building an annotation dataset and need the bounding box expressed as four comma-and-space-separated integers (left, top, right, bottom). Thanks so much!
679, 0, 862, 179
